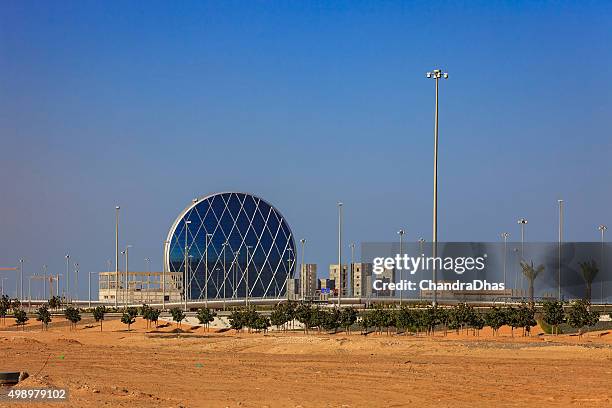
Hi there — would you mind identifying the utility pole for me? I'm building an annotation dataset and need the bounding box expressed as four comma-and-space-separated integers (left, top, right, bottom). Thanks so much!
337, 202, 343, 307
426, 68, 448, 306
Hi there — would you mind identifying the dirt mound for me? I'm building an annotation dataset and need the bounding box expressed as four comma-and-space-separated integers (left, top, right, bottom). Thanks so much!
55, 338, 82, 345
10, 337, 43, 345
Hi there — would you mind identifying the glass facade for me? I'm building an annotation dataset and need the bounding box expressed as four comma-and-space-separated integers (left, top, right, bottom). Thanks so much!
166, 192, 296, 300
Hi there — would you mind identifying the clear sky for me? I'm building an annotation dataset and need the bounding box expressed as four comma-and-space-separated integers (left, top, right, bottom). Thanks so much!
1, 1, 611, 298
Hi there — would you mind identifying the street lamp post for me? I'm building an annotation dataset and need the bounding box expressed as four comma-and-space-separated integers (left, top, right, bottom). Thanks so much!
64, 255, 70, 301
222, 242, 228, 310
426, 68, 448, 306
74, 263, 79, 302
184, 220, 191, 311
163, 240, 169, 310
398, 230, 405, 305
42, 264, 48, 300
501, 233, 510, 290
286, 247, 294, 303
517, 218, 528, 298
205, 234, 212, 307
599, 225, 607, 305
115, 205, 120, 308
245, 245, 252, 307
18, 258, 24, 304
300, 239, 306, 300
121, 245, 132, 307
350, 242, 355, 298
337, 202, 343, 307
558, 199, 564, 300
88, 272, 97, 308
418, 238, 425, 301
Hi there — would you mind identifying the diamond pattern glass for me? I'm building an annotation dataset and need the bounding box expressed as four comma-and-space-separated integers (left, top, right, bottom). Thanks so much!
166, 192, 296, 300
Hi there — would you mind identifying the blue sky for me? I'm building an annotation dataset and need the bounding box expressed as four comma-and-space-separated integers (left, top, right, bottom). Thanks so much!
1, 1, 611, 298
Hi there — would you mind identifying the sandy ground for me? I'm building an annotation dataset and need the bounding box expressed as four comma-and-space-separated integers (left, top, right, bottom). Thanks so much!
1, 317, 611, 408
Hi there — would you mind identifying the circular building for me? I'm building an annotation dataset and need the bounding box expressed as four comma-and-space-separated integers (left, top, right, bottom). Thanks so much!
165, 192, 296, 300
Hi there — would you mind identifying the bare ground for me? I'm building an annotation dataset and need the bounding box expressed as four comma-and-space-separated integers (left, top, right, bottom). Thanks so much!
1, 317, 611, 407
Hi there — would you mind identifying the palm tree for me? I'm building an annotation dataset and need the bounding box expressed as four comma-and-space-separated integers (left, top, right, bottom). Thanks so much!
520, 260, 545, 304
578, 260, 599, 302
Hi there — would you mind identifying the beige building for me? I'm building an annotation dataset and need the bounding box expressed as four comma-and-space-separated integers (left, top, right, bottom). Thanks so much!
352, 263, 373, 298
287, 278, 300, 300
300, 263, 318, 300
329, 264, 349, 297
98, 271, 183, 304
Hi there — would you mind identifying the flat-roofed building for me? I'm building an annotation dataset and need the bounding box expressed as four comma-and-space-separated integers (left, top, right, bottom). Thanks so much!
98, 271, 183, 304
329, 264, 348, 297
352, 263, 372, 298
300, 263, 317, 300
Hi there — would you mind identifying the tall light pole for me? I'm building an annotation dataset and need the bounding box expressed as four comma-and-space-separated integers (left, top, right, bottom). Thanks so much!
350, 242, 355, 298
517, 218, 528, 298
599, 225, 607, 305
426, 68, 448, 306
300, 239, 306, 300
398, 230, 405, 305
245, 245, 252, 307
337, 202, 343, 307
42, 264, 48, 300
184, 219, 191, 311
74, 263, 79, 302
64, 255, 70, 301
18, 258, 24, 304
115, 205, 120, 308
121, 245, 132, 307
558, 199, 564, 300
163, 240, 169, 310
144, 257, 151, 303
221, 242, 228, 309
205, 234, 212, 307
418, 238, 425, 301
88, 271, 97, 308
501, 233, 510, 289
286, 247, 294, 303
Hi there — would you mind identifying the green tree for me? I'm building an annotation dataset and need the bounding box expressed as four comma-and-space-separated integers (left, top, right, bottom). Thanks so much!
578, 260, 599, 302
140, 304, 152, 328
148, 308, 161, 328
359, 310, 373, 334
484, 307, 507, 336
169, 307, 185, 328
196, 307, 217, 331
520, 261, 545, 304
340, 307, 357, 334
228, 309, 245, 332
252, 315, 270, 333
48, 296, 61, 310
14, 309, 28, 330
121, 311, 136, 331
11, 298, 21, 310
542, 300, 565, 335
0, 295, 9, 326
92, 305, 106, 331
516, 304, 536, 337
295, 303, 313, 333
394, 307, 414, 335
63, 306, 81, 330
566, 300, 599, 338
322, 308, 341, 333
270, 304, 290, 331
36, 305, 52, 330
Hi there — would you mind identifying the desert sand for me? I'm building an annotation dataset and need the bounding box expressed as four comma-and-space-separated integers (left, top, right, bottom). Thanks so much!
1, 316, 611, 407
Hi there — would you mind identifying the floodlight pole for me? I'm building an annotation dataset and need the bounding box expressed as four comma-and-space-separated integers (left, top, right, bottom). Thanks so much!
398, 230, 404, 305
350, 242, 355, 298
18, 258, 24, 304
426, 68, 448, 306
558, 199, 563, 300
599, 225, 607, 306
184, 219, 191, 311
517, 218, 528, 298
501, 232, 510, 290
300, 239, 306, 300
337, 202, 343, 307
64, 255, 70, 301
115, 206, 120, 308
205, 234, 212, 308
163, 240, 169, 310
245, 245, 252, 307
43, 264, 48, 300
